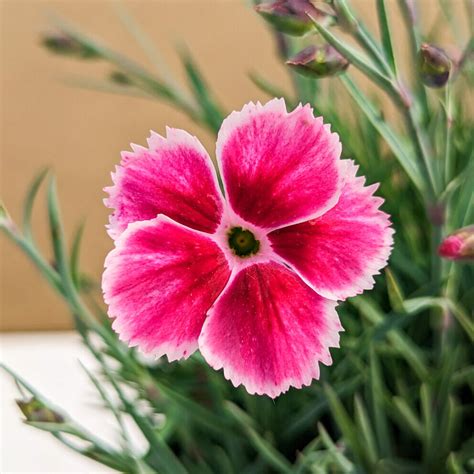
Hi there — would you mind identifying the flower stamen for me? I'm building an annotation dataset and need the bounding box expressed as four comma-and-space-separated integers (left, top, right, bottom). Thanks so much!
228, 227, 260, 257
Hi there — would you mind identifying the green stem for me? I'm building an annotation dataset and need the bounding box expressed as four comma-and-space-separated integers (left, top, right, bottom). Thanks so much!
397, 0, 430, 124
0, 225, 64, 295
376, 0, 397, 73
444, 84, 454, 185
335, 0, 392, 76
354, 23, 393, 77
431, 222, 442, 286
402, 104, 439, 199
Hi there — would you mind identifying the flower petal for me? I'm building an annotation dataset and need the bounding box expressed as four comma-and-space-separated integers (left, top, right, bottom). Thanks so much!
199, 262, 342, 398
105, 128, 224, 238
102, 215, 231, 361
216, 99, 342, 230
269, 160, 394, 300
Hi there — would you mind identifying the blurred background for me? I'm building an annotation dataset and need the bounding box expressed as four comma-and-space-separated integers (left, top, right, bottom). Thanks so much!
1, 0, 460, 331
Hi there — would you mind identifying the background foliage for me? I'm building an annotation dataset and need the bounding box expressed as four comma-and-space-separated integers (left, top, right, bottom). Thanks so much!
1, 0, 473, 473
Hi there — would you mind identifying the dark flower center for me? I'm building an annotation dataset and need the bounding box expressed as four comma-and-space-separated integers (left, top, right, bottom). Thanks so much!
228, 227, 260, 257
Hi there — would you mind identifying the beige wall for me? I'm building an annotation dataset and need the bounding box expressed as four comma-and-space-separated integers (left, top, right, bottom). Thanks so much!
0, 1, 464, 331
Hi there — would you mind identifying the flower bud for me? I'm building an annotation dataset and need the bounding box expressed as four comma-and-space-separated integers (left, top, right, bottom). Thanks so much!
16, 397, 65, 423
109, 71, 133, 86
286, 44, 349, 77
255, 0, 336, 36
418, 43, 451, 88
41, 31, 100, 60
438, 226, 474, 261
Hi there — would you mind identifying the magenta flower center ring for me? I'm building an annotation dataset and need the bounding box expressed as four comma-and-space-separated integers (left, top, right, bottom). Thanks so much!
102, 99, 393, 398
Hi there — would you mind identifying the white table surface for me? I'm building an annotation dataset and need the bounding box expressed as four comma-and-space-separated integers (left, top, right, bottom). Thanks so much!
1, 331, 136, 473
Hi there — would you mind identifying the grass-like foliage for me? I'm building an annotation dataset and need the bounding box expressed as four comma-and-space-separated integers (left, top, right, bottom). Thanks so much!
1, 1, 473, 472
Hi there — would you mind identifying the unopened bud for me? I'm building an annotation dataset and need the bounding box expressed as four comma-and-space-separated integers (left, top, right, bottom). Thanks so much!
438, 226, 474, 261
109, 71, 133, 85
255, 0, 336, 36
16, 397, 65, 423
41, 31, 100, 60
287, 44, 349, 77
418, 43, 451, 88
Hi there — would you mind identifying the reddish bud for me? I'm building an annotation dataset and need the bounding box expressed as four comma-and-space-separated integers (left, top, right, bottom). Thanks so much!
438, 226, 474, 261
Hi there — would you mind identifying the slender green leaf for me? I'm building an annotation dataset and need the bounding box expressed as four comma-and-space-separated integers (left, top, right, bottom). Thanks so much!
0, 214, 63, 294
22, 168, 49, 241
376, 0, 396, 72
452, 365, 474, 386
403, 297, 474, 341
353, 297, 429, 379
53, 432, 133, 472
439, 396, 459, 458
79, 362, 131, 450
354, 394, 378, 465
391, 397, 423, 440
446, 452, 464, 474
49, 15, 201, 123
324, 384, 368, 468
226, 402, 293, 474
449, 303, 474, 342
340, 74, 424, 192
1, 364, 60, 410
154, 378, 236, 437
63, 76, 155, 99
369, 347, 392, 457
81, 337, 188, 474
70, 221, 85, 289
385, 268, 405, 313
375, 457, 423, 473
285, 375, 363, 438
1, 364, 128, 470
317, 423, 354, 472
47, 177, 69, 281
25, 421, 85, 437
420, 384, 433, 449
248, 71, 293, 105
112, 1, 177, 89
179, 47, 224, 133
308, 15, 397, 99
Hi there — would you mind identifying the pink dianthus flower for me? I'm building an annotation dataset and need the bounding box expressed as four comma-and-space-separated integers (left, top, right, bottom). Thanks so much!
102, 99, 393, 397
